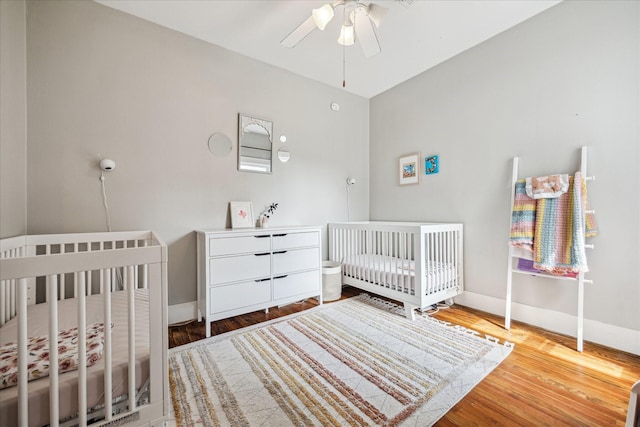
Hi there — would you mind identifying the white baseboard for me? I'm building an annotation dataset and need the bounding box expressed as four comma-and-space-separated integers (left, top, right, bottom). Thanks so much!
168, 301, 198, 325
455, 291, 640, 356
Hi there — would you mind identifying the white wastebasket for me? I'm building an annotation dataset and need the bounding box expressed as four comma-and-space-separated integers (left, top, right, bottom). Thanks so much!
322, 261, 342, 302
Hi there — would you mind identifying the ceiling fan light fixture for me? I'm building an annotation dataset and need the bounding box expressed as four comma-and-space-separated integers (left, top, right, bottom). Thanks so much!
366, 4, 388, 28
337, 21, 355, 46
312, 4, 334, 30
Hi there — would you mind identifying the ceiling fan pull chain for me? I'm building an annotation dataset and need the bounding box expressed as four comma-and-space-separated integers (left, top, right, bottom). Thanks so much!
343, 6, 346, 87
343, 41, 346, 87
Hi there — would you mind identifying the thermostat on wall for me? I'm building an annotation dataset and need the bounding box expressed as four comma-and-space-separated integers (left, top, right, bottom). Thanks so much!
330, 102, 340, 111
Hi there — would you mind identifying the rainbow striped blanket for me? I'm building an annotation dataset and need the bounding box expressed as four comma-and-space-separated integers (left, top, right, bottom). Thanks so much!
510, 180, 537, 251
510, 172, 597, 275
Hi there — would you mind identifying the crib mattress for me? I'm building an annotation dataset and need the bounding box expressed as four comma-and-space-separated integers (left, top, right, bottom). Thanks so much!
342, 254, 456, 295
0, 290, 150, 427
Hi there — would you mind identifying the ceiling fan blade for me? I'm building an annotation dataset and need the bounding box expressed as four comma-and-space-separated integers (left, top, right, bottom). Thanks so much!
280, 15, 317, 48
353, 10, 381, 58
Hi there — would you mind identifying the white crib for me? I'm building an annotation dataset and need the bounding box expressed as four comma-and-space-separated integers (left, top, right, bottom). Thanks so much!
328, 222, 464, 320
0, 231, 169, 427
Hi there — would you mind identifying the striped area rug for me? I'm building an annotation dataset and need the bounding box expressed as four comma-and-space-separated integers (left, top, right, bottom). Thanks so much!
168, 295, 513, 426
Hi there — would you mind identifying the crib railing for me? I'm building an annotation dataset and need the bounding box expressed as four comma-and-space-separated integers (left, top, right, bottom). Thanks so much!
330, 223, 416, 262
0, 232, 160, 325
0, 231, 168, 427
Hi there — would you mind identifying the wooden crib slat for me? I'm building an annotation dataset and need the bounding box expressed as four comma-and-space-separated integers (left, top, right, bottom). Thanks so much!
399, 232, 404, 292
408, 231, 412, 293
98, 242, 104, 294
48, 274, 60, 427
400, 232, 405, 293
371, 231, 377, 284
17, 278, 28, 427
442, 231, 448, 292
45, 251, 51, 304
386, 231, 392, 290
127, 265, 137, 413
134, 240, 140, 289
393, 233, 398, 291
445, 231, 450, 290
10, 279, 16, 321
380, 231, 384, 286
103, 268, 113, 421
60, 272, 66, 300
438, 231, 443, 291
351, 230, 356, 280
379, 231, 384, 284
426, 232, 433, 294
77, 272, 88, 425
436, 232, 442, 292
141, 239, 149, 289
442, 231, 448, 290
432, 232, 437, 292
125, 263, 130, 291
378, 231, 383, 284
451, 230, 456, 288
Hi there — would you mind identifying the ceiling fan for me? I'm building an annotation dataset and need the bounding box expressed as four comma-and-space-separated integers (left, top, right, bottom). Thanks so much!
281, 0, 389, 58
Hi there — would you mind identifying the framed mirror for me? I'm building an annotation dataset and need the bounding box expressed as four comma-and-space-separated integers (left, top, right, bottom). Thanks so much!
238, 114, 272, 173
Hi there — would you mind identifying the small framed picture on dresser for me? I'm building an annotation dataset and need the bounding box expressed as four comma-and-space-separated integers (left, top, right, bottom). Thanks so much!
229, 201, 254, 228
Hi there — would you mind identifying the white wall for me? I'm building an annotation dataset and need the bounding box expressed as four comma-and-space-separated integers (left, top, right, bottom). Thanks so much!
370, 1, 639, 343
0, 0, 27, 238
25, 0, 370, 306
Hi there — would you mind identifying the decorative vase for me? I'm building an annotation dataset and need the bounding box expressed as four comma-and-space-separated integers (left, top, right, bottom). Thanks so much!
261, 217, 268, 228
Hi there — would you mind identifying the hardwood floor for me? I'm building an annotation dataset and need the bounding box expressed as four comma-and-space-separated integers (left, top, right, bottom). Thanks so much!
168, 287, 640, 425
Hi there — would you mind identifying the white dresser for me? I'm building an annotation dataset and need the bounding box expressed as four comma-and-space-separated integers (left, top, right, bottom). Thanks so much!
196, 226, 322, 337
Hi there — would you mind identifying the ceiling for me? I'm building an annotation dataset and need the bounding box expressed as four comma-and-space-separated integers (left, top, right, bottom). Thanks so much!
95, 0, 561, 99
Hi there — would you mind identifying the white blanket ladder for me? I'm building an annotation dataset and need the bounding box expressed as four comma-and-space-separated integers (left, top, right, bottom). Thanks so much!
505, 146, 595, 352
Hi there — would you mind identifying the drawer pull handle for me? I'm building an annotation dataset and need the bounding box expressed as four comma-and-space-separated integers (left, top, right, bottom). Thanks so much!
254, 252, 270, 256
274, 275, 288, 280
273, 234, 288, 237
254, 278, 270, 282
254, 235, 270, 239
273, 250, 288, 255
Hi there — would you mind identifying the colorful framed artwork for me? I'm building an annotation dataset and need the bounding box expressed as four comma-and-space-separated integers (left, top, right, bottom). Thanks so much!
229, 201, 254, 228
399, 152, 420, 185
425, 155, 439, 175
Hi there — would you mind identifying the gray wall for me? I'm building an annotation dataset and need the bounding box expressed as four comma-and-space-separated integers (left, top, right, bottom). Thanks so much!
25, 0, 370, 306
4, 0, 638, 341
0, 0, 27, 238
370, 1, 639, 331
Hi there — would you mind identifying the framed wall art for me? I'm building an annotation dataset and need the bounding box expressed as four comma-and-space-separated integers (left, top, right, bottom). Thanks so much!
229, 201, 254, 228
399, 152, 420, 185
425, 155, 439, 175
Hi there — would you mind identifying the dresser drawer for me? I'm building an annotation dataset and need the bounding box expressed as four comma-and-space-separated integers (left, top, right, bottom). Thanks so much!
273, 270, 320, 300
272, 231, 319, 250
210, 253, 270, 285
209, 235, 270, 256
210, 280, 271, 314
272, 247, 320, 275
